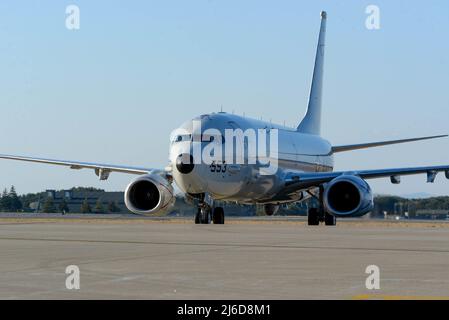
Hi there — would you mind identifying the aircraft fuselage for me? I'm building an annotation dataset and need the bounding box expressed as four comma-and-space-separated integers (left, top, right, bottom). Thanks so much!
170, 112, 334, 204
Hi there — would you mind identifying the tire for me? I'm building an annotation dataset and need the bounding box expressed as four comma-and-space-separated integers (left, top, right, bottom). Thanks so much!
213, 207, 225, 224
194, 208, 201, 224
324, 212, 336, 226
200, 208, 210, 224
308, 208, 320, 226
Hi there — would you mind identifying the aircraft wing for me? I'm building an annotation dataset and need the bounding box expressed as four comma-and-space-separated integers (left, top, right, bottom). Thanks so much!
331, 135, 447, 153
284, 165, 449, 191
0, 154, 160, 180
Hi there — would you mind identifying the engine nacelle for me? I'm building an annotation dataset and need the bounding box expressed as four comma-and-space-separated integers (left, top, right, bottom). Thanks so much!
124, 174, 175, 215
323, 175, 373, 217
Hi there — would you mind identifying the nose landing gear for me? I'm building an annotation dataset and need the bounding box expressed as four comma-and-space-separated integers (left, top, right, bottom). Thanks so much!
194, 195, 225, 224
308, 208, 336, 226
212, 207, 225, 224
194, 207, 208, 224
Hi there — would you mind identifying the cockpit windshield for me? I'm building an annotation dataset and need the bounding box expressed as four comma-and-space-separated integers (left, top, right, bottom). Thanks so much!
171, 134, 192, 143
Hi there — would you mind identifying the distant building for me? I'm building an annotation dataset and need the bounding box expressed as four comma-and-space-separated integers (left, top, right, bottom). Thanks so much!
35, 189, 129, 213
414, 209, 448, 220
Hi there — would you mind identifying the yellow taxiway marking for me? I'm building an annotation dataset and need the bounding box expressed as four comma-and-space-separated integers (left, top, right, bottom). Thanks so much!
352, 294, 449, 300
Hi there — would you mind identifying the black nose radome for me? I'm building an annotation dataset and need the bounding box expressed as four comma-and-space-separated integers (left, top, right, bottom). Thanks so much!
176, 154, 194, 174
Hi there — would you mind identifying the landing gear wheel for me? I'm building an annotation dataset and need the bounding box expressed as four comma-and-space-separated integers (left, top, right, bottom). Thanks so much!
194, 208, 201, 224
308, 208, 320, 226
194, 208, 209, 224
200, 207, 210, 224
324, 212, 336, 226
212, 207, 225, 224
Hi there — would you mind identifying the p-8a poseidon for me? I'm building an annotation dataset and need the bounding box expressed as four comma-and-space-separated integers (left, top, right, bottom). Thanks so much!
1, 11, 448, 226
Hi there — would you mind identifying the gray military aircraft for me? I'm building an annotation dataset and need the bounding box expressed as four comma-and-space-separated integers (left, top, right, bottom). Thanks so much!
1, 12, 448, 225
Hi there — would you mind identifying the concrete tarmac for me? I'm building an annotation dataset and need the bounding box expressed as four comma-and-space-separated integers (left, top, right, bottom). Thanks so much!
0, 218, 448, 299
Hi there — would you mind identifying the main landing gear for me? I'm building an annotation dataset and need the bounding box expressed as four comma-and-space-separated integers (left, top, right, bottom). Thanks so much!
308, 208, 336, 226
194, 198, 225, 225
307, 186, 336, 226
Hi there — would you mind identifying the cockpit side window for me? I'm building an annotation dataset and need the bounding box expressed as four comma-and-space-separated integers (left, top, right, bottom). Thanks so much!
172, 134, 191, 143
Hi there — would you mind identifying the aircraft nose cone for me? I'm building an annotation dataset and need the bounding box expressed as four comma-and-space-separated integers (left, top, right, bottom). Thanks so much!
176, 154, 195, 174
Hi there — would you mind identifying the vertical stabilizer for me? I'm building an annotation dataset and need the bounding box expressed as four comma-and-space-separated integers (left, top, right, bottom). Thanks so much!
297, 11, 327, 135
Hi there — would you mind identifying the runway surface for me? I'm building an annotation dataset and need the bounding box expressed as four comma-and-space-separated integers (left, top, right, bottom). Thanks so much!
0, 218, 448, 299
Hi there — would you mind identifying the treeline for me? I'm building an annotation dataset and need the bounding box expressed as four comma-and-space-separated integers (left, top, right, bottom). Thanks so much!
39, 197, 120, 214
372, 195, 449, 217
0, 186, 121, 214
3, 185, 449, 216
0, 186, 23, 212
264, 195, 449, 217
19, 186, 106, 210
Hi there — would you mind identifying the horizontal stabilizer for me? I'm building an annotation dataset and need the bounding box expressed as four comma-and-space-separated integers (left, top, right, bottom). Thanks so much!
331, 135, 448, 153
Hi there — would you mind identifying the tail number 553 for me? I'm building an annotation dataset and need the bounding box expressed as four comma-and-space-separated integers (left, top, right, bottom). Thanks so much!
210, 161, 227, 173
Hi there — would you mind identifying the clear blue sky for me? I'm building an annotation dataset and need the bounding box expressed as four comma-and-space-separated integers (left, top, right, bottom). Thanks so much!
0, 0, 448, 196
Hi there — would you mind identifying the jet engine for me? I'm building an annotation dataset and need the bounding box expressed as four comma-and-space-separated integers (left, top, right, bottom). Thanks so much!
124, 174, 175, 215
323, 175, 373, 217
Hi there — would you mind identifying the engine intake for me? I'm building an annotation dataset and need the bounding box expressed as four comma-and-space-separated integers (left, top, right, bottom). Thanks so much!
125, 174, 174, 215
323, 175, 373, 217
